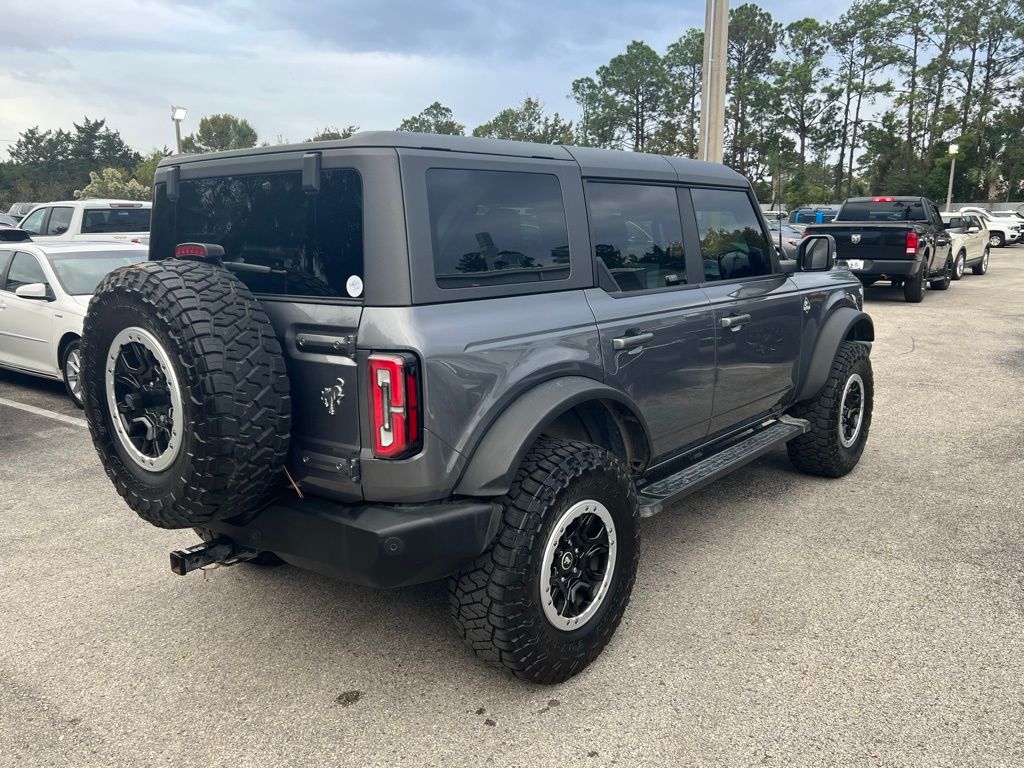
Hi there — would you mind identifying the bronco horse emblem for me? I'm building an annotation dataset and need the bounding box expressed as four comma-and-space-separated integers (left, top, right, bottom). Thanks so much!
320, 378, 346, 416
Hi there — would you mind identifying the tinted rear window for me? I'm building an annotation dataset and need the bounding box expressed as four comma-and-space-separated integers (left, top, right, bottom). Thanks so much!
838, 201, 927, 222
151, 170, 363, 298
427, 169, 570, 289
83, 208, 151, 233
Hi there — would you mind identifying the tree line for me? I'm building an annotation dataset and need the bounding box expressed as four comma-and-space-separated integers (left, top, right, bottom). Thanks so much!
2, 0, 1021, 210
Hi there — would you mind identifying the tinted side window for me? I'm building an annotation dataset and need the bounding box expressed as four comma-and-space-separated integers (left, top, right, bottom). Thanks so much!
587, 183, 685, 292
4, 252, 47, 291
0, 250, 12, 280
427, 169, 570, 289
691, 188, 773, 281
46, 206, 73, 235
151, 170, 363, 298
20, 208, 47, 235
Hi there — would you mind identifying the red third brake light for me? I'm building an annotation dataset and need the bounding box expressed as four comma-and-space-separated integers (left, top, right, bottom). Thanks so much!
369, 353, 421, 459
905, 230, 919, 254
873, 196, 895, 202
175, 243, 208, 257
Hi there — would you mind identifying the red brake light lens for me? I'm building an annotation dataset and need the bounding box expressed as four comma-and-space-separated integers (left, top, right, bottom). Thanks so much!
175, 243, 207, 257
905, 231, 919, 254
369, 353, 421, 459
873, 196, 895, 202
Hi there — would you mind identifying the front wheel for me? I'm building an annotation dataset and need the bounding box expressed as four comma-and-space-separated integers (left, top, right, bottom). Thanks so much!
952, 251, 966, 281
449, 437, 639, 684
972, 248, 990, 275
786, 341, 873, 478
989, 232, 1005, 248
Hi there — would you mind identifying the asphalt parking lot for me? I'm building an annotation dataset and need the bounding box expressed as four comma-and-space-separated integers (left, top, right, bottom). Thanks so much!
1, 248, 1022, 767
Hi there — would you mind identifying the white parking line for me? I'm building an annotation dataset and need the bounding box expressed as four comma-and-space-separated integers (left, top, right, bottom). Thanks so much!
0, 397, 87, 428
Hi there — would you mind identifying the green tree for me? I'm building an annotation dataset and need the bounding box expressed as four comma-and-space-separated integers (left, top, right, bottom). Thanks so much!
397, 102, 465, 135
570, 76, 621, 148
133, 149, 170, 190
652, 29, 704, 157
307, 125, 359, 142
472, 98, 573, 144
596, 41, 668, 151
775, 18, 834, 168
182, 114, 259, 153
74, 167, 150, 200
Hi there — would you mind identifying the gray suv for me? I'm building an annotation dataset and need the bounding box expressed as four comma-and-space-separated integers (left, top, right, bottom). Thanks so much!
80, 132, 874, 683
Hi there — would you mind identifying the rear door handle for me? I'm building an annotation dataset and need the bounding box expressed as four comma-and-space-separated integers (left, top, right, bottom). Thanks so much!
612, 331, 654, 350
719, 313, 751, 329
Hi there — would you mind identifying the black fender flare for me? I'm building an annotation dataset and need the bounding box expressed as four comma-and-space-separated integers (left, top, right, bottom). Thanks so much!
796, 307, 874, 402
454, 376, 651, 497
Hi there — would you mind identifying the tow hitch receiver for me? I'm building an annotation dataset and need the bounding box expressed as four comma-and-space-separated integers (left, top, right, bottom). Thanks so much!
169, 538, 259, 576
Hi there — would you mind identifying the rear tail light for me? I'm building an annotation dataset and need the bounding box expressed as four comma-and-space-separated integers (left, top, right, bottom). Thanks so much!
905, 231, 919, 255
802, 229, 811, 238
369, 352, 421, 459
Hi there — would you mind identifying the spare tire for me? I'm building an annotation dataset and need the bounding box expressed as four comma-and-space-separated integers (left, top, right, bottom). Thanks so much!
81, 259, 291, 529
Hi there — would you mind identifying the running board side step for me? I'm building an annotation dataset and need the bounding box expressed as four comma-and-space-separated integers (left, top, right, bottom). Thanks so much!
169, 538, 259, 576
637, 417, 809, 518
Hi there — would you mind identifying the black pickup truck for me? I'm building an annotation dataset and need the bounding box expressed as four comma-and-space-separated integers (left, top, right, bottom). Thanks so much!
804, 196, 953, 303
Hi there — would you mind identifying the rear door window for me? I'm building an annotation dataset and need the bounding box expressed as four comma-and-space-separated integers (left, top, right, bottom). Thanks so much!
690, 188, 774, 281
586, 182, 686, 292
426, 169, 570, 289
46, 206, 73, 235
151, 169, 363, 298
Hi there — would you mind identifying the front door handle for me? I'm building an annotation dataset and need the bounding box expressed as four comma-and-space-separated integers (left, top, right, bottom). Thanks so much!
719, 313, 751, 330
612, 331, 654, 350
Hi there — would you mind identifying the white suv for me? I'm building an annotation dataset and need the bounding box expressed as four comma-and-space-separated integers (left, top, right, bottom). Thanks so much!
957, 207, 1021, 248
18, 199, 151, 244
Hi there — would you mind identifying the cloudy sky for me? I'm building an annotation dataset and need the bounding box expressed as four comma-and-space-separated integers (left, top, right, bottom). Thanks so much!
1, 0, 842, 157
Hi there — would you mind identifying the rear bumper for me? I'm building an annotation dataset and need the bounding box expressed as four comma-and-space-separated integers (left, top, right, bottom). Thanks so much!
846, 258, 920, 278
207, 496, 502, 588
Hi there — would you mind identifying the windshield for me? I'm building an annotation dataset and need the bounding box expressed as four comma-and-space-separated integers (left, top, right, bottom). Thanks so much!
47, 251, 148, 295
82, 208, 151, 233
837, 200, 927, 222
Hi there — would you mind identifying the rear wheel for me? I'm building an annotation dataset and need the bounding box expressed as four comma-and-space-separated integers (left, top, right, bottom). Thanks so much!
972, 248, 990, 275
952, 250, 966, 281
903, 263, 926, 303
930, 253, 952, 290
449, 437, 640, 684
787, 341, 873, 478
989, 232, 1005, 248
81, 259, 292, 529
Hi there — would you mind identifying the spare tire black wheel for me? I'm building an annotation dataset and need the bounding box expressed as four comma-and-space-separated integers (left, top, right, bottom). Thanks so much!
81, 259, 292, 529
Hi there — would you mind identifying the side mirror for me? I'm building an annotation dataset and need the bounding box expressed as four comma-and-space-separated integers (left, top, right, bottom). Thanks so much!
797, 234, 837, 272
14, 282, 50, 300
779, 258, 798, 274
967, 226, 980, 233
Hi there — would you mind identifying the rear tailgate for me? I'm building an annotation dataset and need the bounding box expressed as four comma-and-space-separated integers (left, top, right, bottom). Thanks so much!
804, 223, 914, 261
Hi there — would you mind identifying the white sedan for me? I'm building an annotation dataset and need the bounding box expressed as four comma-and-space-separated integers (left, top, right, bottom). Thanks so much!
0, 236, 148, 406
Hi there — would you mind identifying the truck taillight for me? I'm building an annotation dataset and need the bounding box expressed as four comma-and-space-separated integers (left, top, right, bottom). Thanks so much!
368, 353, 420, 459
905, 231, 919, 255
873, 196, 895, 202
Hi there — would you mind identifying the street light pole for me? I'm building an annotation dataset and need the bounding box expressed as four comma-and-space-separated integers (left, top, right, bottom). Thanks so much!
171, 106, 187, 154
698, 0, 729, 164
945, 143, 959, 212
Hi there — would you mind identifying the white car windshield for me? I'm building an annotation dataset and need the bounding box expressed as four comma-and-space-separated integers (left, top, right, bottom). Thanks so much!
47, 252, 148, 295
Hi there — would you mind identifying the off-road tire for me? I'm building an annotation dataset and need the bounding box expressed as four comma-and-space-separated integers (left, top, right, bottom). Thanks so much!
194, 527, 284, 566
952, 250, 966, 280
81, 259, 291, 529
930, 253, 952, 290
449, 437, 640, 684
903, 263, 926, 303
972, 248, 990, 275
61, 338, 83, 408
786, 341, 873, 478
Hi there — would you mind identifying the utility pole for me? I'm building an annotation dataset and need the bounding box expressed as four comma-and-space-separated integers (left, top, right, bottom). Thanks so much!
945, 143, 958, 212
698, 0, 729, 164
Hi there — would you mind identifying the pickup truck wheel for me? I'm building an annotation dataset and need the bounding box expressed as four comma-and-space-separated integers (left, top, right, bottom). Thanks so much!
930, 253, 952, 290
988, 232, 1004, 248
903, 263, 926, 303
972, 248, 990, 275
81, 259, 292, 529
449, 437, 639, 684
952, 251, 966, 280
786, 341, 873, 478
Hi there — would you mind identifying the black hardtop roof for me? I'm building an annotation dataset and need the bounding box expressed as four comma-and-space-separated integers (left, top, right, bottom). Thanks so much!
157, 130, 749, 186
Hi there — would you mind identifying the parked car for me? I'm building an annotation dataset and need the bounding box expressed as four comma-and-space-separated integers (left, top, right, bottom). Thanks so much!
6, 202, 40, 223
789, 207, 839, 226
957, 207, 1021, 248
80, 132, 874, 683
768, 222, 804, 258
0, 231, 147, 406
18, 200, 151, 244
806, 195, 954, 303
0, 214, 18, 229
940, 212, 990, 278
